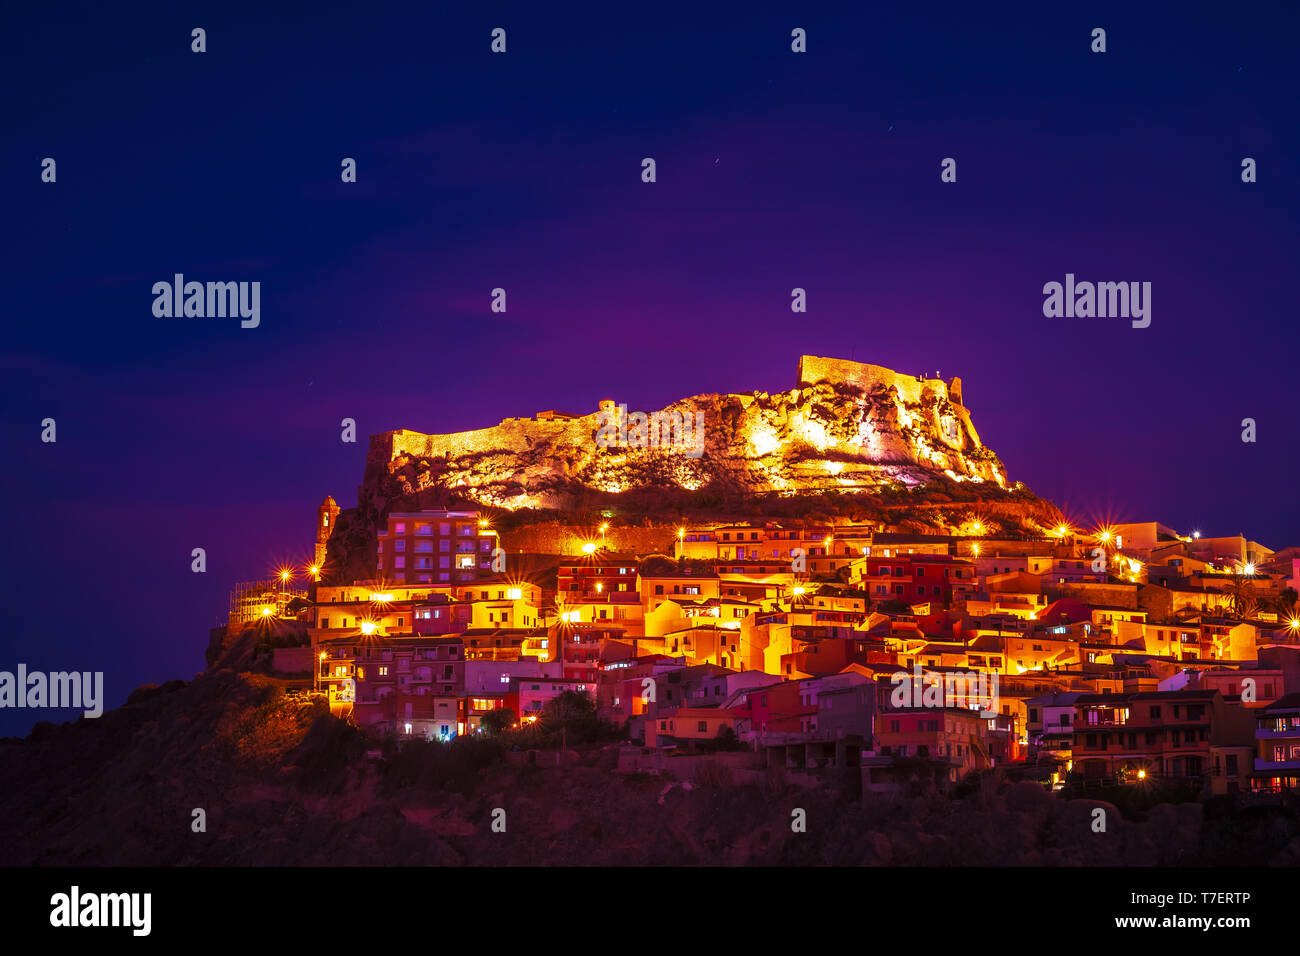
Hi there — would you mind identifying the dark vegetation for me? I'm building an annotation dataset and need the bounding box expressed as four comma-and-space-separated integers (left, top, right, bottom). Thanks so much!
4, 669, 1299, 865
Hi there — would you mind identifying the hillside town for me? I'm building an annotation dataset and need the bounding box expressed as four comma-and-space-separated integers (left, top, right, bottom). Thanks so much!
224, 495, 1300, 801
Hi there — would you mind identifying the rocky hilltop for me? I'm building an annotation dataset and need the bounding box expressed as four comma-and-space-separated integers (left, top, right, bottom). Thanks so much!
361, 356, 1009, 515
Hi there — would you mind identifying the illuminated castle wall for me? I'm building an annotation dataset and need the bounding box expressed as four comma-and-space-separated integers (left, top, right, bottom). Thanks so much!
363, 355, 1007, 511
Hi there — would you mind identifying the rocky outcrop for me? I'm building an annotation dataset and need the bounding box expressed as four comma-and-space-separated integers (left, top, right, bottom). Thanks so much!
360, 356, 1011, 516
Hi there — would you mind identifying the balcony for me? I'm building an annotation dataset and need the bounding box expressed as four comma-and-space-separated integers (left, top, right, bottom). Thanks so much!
1254, 759, 1300, 772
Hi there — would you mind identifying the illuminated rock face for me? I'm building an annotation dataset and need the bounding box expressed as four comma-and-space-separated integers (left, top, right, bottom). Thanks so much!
365, 356, 1009, 511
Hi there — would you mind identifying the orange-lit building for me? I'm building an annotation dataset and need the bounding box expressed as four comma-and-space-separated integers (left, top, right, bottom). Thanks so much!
1251, 692, 1300, 793
375, 510, 498, 585
857, 555, 977, 605
869, 704, 992, 779
647, 706, 744, 748
1071, 689, 1254, 784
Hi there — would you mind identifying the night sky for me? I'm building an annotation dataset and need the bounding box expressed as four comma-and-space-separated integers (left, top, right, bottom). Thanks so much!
3, 3, 1297, 734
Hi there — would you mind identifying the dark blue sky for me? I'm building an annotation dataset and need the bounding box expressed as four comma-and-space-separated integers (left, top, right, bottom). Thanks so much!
2, 2, 1297, 734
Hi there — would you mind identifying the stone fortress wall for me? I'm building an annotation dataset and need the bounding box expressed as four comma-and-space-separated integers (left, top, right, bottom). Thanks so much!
794, 355, 983, 452
795, 355, 963, 406
369, 354, 989, 475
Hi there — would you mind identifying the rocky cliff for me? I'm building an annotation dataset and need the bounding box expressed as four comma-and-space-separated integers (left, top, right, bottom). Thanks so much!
360, 356, 1010, 515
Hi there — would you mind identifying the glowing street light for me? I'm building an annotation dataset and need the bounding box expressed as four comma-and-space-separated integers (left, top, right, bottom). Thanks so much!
261, 606, 273, 617
1243, 563, 1256, 576
308, 564, 321, 579
360, 620, 377, 635
581, 542, 597, 555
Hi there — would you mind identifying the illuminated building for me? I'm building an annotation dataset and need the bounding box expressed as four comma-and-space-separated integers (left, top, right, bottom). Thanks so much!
375, 510, 499, 585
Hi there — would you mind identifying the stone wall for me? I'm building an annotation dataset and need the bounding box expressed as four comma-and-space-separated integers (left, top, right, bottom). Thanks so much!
500, 523, 679, 557
1045, 581, 1140, 610
796, 354, 980, 450
796, 354, 964, 407
359, 355, 1014, 513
